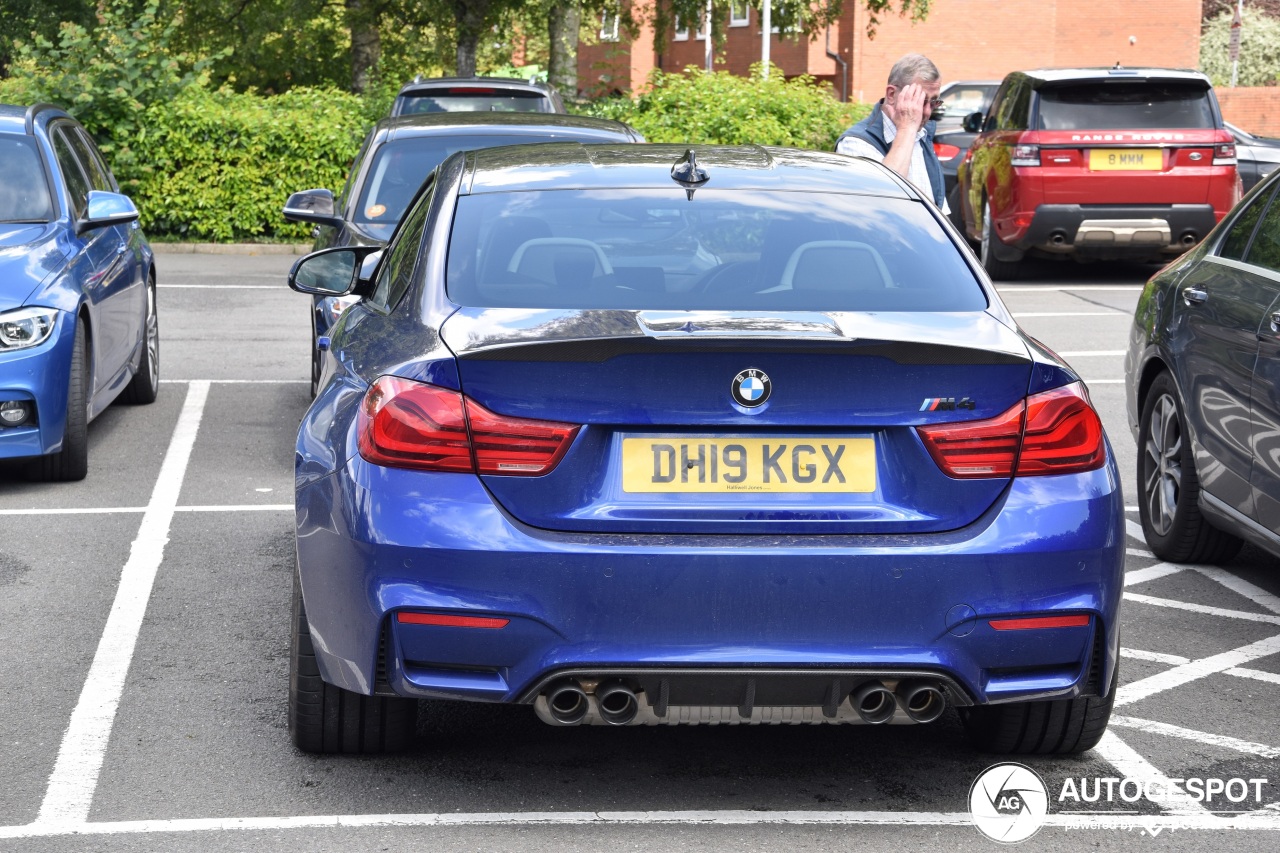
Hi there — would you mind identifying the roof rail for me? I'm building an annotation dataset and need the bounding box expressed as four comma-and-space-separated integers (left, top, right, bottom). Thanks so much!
24, 102, 61, 134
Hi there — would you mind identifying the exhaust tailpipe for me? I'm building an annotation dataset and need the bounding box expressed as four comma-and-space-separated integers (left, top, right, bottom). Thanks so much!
850, 682, 896, 724
595, 682, 639, 725
897, 681, 946, 724
546, 681, 590, 725
1180, 231, 1198, 247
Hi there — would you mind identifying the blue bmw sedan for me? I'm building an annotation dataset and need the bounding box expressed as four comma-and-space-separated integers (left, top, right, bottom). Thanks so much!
288, 144, 1125, 755
0, 103, 158, 480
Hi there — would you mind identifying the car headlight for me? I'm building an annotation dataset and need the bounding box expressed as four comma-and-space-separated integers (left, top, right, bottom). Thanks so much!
0, 307, 58, 350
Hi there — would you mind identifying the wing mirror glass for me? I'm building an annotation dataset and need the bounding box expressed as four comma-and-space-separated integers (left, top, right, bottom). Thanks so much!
963, 111, 985, 134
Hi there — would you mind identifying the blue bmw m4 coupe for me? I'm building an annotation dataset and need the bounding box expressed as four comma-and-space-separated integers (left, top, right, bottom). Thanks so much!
287, 144, 1125, 755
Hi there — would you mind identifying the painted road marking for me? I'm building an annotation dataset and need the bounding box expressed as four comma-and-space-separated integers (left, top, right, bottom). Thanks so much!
1115, 633, 1280, 707
1110, 716, 1280, 759
1092, 731, 1207, 814
1121, 648, 1191, 666
1123, 593, 1280, 626
0, 505, 292, 516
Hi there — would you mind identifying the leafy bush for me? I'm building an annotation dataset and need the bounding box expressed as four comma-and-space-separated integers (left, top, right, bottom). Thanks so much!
577, 64, 869, 150
127, 86, 368, 242
1200, 8, 1280, 88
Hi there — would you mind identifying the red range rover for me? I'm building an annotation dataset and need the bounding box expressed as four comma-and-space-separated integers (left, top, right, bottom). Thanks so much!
956, 67, 1241, 279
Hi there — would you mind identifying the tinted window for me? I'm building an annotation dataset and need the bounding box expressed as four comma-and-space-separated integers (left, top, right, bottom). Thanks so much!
1220, 186, 1276, 261
1245, 192, 1280, 274
0, 136, 54, 222
398, 90, 553, 115
356, 135, 566, 228
940, 85, 994, 119
370, 179, 434, 311
446, 190, 987, 313
996, 80, 1031, 131
68, 127, 115, 192
1036, 83, 1214, 130
51, 128, 91, 217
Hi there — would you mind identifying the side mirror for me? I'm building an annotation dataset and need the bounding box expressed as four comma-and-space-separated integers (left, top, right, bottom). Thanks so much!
76, 191, 139, 235
963, 111, 985, 134
283, 188, 343, 229
289, 246, 382, 297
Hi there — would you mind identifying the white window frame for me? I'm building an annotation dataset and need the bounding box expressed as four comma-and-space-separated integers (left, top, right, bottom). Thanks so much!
674, 15, 689, 40
600, 10, 620, 41
696, 10, 709, 40
729, 1, 749, 27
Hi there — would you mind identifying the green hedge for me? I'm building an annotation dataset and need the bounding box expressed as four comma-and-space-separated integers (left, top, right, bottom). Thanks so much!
124, 87, 368, 242
577, 65, 869, 151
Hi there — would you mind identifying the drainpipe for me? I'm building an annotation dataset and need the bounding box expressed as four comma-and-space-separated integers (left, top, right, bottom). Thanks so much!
825, 25, 847, 102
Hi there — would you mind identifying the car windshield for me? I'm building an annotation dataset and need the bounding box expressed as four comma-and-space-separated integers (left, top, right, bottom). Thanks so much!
398, 89, 554, 115
355, 135, 541, 226
446, 189, 987, 312
1036, 83, 1214, 130
0, 136, 54, 222
941, 85, 994, 118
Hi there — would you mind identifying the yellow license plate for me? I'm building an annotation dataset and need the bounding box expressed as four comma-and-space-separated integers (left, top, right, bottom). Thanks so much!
621, 437, 876, 493
1089, 149, 1162, 171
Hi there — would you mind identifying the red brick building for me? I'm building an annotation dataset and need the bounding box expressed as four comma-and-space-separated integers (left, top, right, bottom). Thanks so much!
580, 0, 1203, 102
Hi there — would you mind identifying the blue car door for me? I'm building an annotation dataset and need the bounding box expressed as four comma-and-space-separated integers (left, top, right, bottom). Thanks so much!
50, 124, 140, 406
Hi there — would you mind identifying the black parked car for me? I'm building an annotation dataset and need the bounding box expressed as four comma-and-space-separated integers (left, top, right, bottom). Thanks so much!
1228, 121, 1280, 192
391, 76, 566, 116
283, 112, 641, 397
1126, 166, 1280, 562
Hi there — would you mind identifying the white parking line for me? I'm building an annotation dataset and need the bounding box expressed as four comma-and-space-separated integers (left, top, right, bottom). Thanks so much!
1110, 715, 1280, 758
1115, 633, 1280, 707
1125, 565, 1184, 587
1093, 731, 1208, 814
1192, 566, 1280, 615
1225, 667, 1280, 687
0, 505, 291, 516
1123, 592, 1280, 626
1121, 648, 1191, 666
35, 381, 210, 827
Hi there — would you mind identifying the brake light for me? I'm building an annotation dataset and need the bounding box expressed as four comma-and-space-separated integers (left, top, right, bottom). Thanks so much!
917, 382, 1105, 479
933, 141, 961, 160
1214, 142, 1238, 166
1010, 144, 1040, 167
357, 376, 580, 475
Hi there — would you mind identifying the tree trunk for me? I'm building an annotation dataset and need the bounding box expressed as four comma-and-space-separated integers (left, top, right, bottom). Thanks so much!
548, 2, 581, 97
347, 0, 382, 94
454, 0, 491, 77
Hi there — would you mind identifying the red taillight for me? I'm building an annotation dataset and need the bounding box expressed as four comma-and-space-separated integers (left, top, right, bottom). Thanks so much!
917, 382, 1105, 479
990, 615, 1090, 631
397, 612, 509, 629
357, 376, 580, 475
933, 141, 961, 160
1214, 142, 1238, 166
1010, 143, 1040, 167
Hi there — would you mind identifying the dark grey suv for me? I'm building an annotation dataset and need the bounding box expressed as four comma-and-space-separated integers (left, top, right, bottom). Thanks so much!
1125, 166, 1280, 562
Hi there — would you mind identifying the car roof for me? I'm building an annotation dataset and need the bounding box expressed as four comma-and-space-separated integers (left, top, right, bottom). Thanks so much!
0, 102, 71, 135
1015, 67, 1211, 87
397, 76, 554, 96
461, 143, 914, 197
377, 111, 636, 141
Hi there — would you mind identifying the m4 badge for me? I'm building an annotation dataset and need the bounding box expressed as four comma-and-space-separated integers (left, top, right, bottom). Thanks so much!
920, 397, 976, 412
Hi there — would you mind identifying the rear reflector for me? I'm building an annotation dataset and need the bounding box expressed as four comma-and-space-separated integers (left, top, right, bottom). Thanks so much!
917, 381, 1105, 479
397, 612, 510, 629
357, 375, 580, 475
990, 615, 1091, 630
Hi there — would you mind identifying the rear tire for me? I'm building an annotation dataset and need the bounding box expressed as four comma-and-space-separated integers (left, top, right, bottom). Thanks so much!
289, 571, 417, 754
28, 320, 88, 482
980, 198, 1022, 281
962, 664, 1117, 755
121, 275, 159, 405
1137, 372, 1243, 563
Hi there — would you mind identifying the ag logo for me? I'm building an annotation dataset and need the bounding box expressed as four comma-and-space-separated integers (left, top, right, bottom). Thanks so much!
969, 763, 1049, 843
731, 369, 771, 408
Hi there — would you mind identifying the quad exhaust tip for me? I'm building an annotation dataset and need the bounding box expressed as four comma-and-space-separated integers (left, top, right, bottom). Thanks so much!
546, 681, 590, 725
850, 682, 897, 724
897, 680, 947, 724
596, 681, 640, 725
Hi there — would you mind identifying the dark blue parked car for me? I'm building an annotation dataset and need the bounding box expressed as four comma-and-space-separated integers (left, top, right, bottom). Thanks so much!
0, 104, 157, 481
287, 144, 1125, 755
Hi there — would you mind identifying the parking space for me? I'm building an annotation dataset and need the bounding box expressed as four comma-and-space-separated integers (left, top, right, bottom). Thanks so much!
1, 255, 1278, 850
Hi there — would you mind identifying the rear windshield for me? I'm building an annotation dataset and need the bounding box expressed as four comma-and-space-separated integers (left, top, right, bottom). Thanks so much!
397, 89, 554, 115
0, 136, 54, 222
1036, 83, 1214, 130
446, 189, 987, 312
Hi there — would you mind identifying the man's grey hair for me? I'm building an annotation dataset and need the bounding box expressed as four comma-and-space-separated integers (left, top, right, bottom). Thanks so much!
887, 54, 940, 88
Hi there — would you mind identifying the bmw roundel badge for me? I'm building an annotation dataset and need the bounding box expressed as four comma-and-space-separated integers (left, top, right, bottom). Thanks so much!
731, 369, 771, 408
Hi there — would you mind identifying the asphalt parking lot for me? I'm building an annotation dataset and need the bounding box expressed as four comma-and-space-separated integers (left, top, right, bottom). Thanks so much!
1, 253, 1278, 851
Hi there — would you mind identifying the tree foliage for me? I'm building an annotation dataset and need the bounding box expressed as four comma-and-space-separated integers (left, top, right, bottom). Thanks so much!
1200, 7, 1280, 87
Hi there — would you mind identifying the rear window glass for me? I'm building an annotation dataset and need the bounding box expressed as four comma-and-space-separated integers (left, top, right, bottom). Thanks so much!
1036, 83, 1214, 130
0, 137, 53, 222
397, 90, 554, 115
446, 189, 987, 312
355, 136, 532, 226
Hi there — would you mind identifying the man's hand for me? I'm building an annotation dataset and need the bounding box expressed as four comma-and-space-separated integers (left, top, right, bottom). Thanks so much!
891, 83, 928, 137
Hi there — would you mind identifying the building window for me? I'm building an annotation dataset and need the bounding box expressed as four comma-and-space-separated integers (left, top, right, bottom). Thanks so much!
696, 9, 709, 41
730, 1, 749, 27
600, 9, 619, 41
674, 15, 689, 41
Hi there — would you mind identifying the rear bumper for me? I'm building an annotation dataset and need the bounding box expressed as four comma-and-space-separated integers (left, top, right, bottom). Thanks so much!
1008, 204, 1218, 258
0, 311, 75, 461
295, 452, 1125, 709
